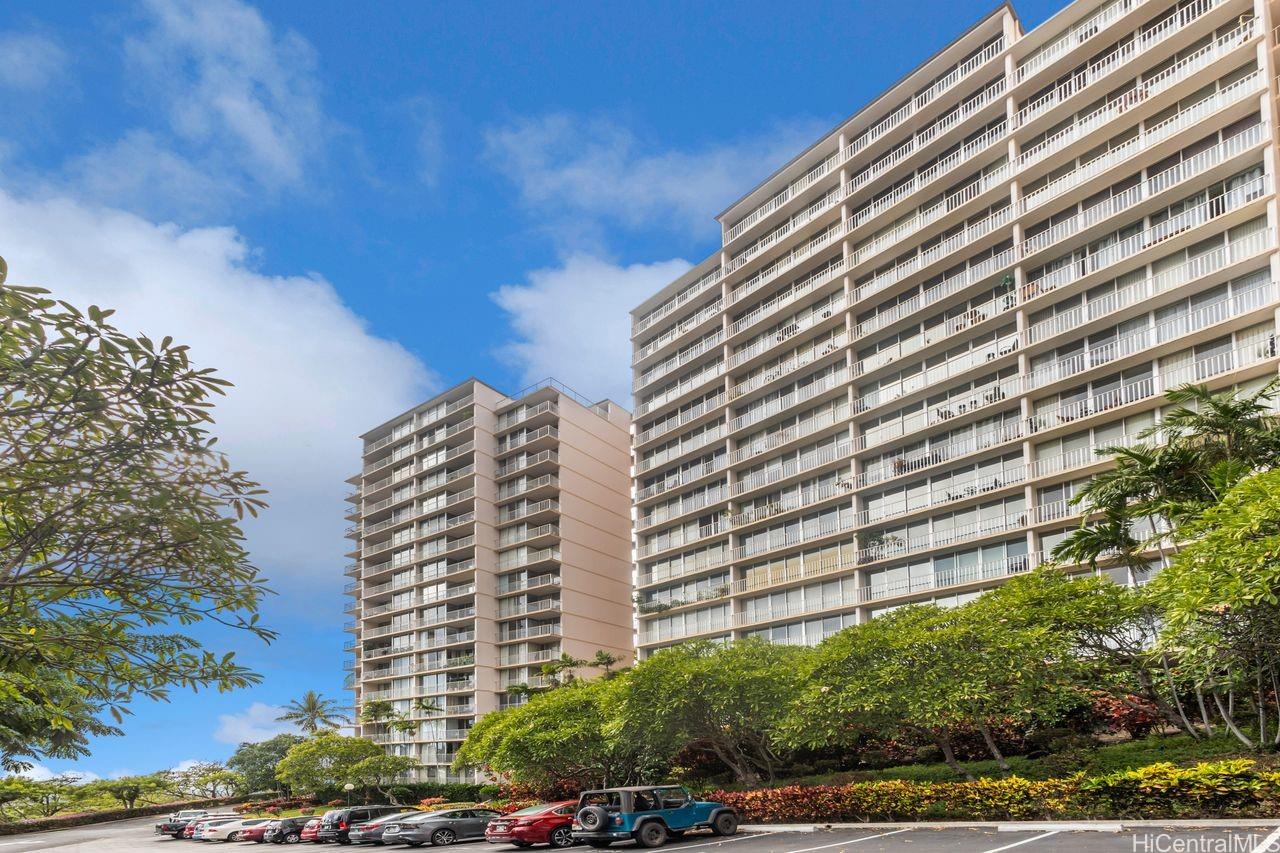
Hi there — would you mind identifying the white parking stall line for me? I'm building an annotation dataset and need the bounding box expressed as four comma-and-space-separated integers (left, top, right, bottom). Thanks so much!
981, 830, 1061, 853
671, 832, 766, 852
777, 828, 913, 852
1252, 826, 1280, 853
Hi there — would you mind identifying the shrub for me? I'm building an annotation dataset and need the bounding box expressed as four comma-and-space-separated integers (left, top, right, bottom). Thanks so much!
1078, 760, 1275, 818
706, 760, 1280, 822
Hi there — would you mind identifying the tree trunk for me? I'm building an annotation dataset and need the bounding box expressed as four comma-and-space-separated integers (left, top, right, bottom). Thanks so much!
1212, 691, 1257, 749
709, 742, 759, 786
1269, 666, 1280, 746
1193, 688, 1215, 737
934, 731, 975, 782
1256, 670, 1266, 748
1160, 654, 1200, 738
977, 721, 1011, 774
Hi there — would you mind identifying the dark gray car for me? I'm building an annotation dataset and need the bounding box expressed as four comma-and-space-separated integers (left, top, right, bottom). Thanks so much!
383, 808, 502, 847
348, 810, 423, 845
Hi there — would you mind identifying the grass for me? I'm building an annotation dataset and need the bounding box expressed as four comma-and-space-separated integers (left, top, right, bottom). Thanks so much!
751, 733, 1258, 788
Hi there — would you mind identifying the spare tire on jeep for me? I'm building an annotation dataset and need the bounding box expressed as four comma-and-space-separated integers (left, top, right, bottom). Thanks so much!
577, 806, 609, 832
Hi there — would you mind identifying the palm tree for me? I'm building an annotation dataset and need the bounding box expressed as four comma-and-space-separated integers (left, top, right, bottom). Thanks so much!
277, 691, 346, 734
592, 650, 621, 677
540, 652, 587, 687
359, 700, 396, 726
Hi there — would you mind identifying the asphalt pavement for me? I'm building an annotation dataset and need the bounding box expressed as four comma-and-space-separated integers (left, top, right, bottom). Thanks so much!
1, 821, 1278, 853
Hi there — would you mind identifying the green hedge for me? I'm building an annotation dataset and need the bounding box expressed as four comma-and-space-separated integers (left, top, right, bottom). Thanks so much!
707, 760, 1280, 822
0, 796, 249, 836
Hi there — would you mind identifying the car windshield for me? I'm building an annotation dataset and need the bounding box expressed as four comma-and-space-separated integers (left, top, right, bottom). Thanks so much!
376, 811, 422, 823
322, 810, 341, 820
405, 811, 447, 822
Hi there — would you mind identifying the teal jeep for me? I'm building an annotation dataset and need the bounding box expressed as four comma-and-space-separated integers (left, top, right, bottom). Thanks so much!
571, 785, 737, 848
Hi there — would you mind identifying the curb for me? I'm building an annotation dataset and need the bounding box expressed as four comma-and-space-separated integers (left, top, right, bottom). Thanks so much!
740, 819, 1280, 832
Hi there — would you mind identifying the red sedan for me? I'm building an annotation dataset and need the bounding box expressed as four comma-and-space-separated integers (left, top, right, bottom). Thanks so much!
485, 802, 577, 848
300, 818, 324, 843
239, 822, 270, 843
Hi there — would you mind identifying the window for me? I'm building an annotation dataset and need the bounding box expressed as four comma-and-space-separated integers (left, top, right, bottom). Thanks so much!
658, 788, 689, 809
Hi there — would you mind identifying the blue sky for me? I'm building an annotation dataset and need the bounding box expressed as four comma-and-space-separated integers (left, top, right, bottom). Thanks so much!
0, 0, 1062, 780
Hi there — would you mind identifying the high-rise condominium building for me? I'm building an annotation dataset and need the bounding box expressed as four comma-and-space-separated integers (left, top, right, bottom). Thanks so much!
344, 379, 634, 781
631, 0, 1280, 655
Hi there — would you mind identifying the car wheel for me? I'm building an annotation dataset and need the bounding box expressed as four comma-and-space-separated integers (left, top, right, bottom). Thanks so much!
227, 832, 241, 842
710, 813, 737, 837
635, 823, 667, 849
585, 841, 612, 849
550, 827, 574, 848
285, 833, 302, 844
431, 829, 457, 846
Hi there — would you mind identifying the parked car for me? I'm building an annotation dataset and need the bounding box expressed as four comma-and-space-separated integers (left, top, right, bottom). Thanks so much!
299, 818, 323, 844
382, 808, 501, 847
239, 821, 271, 843
348, 810, 423, 845
203, 818, 270, 842
264, 815, 319, 844
193, 818, 242, 840
317, 805, 406, 844
155, 810, 211, 837
485, 802, 577, 848
571, 786, 736, 849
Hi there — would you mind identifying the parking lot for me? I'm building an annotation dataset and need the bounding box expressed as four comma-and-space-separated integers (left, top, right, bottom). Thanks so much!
2, 823, 1279, 853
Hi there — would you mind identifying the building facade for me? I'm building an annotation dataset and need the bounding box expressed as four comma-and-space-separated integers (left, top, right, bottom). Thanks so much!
344, 379, 634, 781
631, 0, 1280, 654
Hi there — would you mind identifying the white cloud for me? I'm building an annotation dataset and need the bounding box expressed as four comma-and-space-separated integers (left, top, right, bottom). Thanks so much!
214, 702, 298, 745
483, 113, 827, 240
0, 187, 437, 594
45, 0, 329, 219
17, 763, 55, 781
62, 130, 239, 222
408, 98, 445, 188
126, 0, 324, 188
169, 758, 202, 774
15, 765, 100, 783
0, 31, 69, 92
492, 254, 692, 406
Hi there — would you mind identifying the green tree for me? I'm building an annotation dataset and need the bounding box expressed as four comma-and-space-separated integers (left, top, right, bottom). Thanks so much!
1151, 469, 1280, 749
455, 676, 655, 791
539, 653, 588, 687
790, 586, 1091, 780
276, 691, 345, 734
82, 774, 167, 810
591, 650, 622, 678
166, 762, 245, 799
359, 700, 416, 736
11, 774, 82, 818
274, 731, 382, 794
0, 282, 273, 771
0, 777, 34, 820
226, 734, 305, 793
622, 639, 808, 785
1053, 380, 1280, 743
349, 754, 421, 803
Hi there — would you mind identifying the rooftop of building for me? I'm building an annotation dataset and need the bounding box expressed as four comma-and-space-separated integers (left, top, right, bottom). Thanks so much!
358, 375, 629, 441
